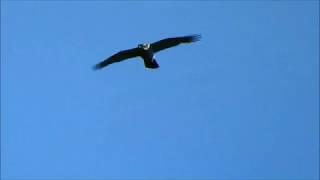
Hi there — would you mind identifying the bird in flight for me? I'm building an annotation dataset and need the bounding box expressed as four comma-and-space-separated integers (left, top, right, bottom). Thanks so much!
93, 34, 201, 70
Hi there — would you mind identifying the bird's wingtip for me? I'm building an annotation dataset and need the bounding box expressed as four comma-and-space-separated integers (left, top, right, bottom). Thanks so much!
92, 64, 101, 71
191, 34, 202, 42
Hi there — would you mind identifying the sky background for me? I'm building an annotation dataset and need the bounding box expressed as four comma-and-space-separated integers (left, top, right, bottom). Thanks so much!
1, 1, 319, 179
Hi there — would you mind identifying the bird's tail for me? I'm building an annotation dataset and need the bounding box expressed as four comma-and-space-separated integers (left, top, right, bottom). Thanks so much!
144, 59, 159, 69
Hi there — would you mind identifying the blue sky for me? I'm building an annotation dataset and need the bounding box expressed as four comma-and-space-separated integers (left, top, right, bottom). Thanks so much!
1, 1, 319, 179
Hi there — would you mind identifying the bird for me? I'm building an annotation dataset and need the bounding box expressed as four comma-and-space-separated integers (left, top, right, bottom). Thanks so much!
93, 34, 201, 70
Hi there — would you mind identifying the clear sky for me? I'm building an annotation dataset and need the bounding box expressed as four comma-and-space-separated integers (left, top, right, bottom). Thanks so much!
1, 1, 319, 179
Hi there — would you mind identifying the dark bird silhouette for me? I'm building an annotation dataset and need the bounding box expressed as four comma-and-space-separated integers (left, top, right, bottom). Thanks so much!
93, 34, 201, 70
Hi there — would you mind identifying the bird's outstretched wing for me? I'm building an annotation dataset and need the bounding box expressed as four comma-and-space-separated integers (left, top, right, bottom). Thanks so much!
150, 34, 201, 53
94, 47, 143, 70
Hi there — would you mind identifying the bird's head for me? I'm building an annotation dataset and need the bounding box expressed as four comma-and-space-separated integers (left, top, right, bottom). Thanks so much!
138, 43, 150, 50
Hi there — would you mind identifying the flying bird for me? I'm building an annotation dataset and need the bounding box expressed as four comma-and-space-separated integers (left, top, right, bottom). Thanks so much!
93, 34, 201, 70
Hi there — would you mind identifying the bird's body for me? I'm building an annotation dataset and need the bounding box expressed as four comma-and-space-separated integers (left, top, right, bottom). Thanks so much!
138, 44, 159, 69
93, 34, 201, 70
